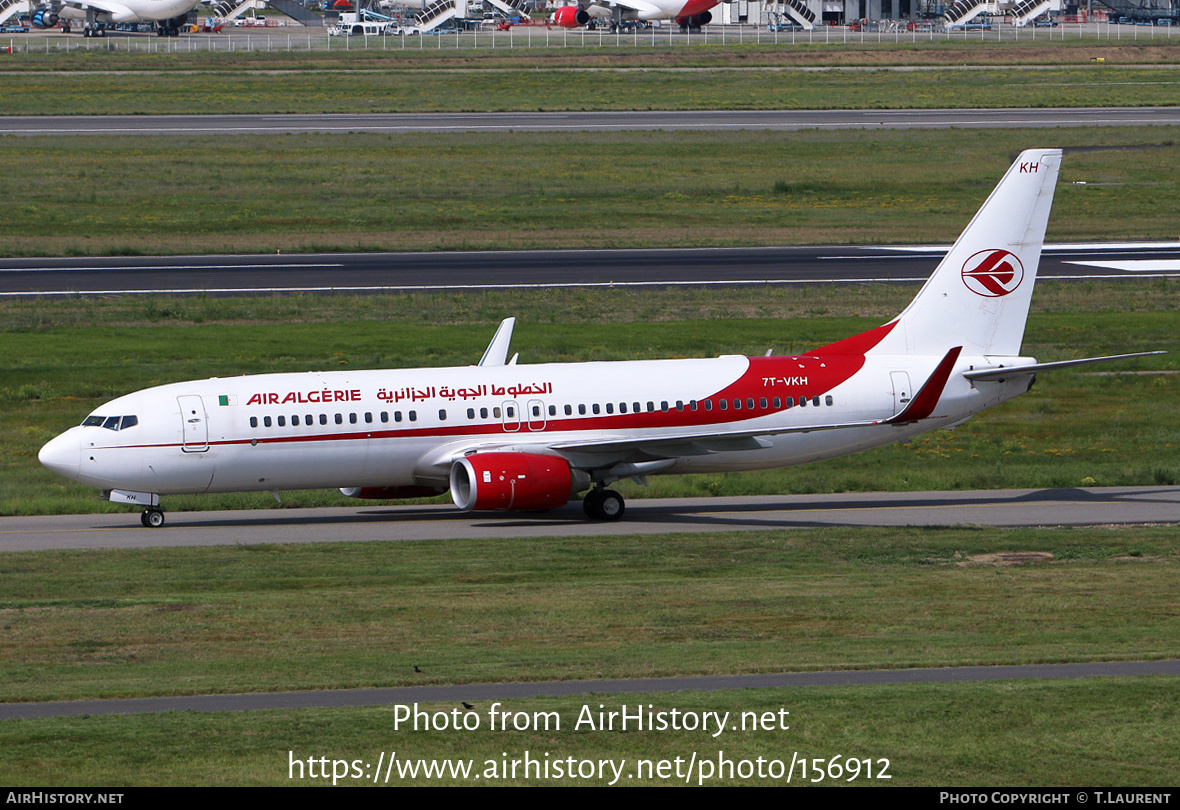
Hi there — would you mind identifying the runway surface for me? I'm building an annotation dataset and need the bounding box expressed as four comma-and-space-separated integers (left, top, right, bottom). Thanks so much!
4, 108, 1180, 136
4, 660, 1178, 720
3, 242, 1179, 296
4, 487, 1178, 552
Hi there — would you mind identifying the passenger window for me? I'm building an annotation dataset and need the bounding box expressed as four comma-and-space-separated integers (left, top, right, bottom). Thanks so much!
773, 397, 782, 408
825, 396, 833, 406
409, 411, 417, 422
564, 405, 572, 416
480, 408, 489, 419
439, 410, 447, 421
799, 397, 807, 407
395, 412, 403, 423
689, 401, 697, 412
264, 416, 272, 427
278, 416, 286, 427
335, 414, 343, 424
320, 414, 328, 425
467, 408, 475, 419
705, 400, 713, 411
577, 404, 585, 415
661, 401, 669, 412
593, 404, 601, 415
748, 398, 756, 409
292, 415, 300, 426
493, 407, 501, 418
250, 416, 258, 428
506, 406, 515, 418
349, 413, 357, 424
381, 412, 389, 423
365, 412, 373, 424
619, 403, 627, 414
532, 405, 541, 417
760, 398, 768, 409
813, 396, 821, 407
733, 399, 742, 410
719, 400, 728, 411
549, 405, 557, 417
786, 397, 794, 407
305, 414, 312, 425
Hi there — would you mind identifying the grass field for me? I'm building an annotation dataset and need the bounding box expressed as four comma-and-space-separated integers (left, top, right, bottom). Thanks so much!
2, 525, 1177, 703
2, 129, 1179, 257
1, 524, 1177, 785
2, 678, 1178, 785
3, 62, 1179, 116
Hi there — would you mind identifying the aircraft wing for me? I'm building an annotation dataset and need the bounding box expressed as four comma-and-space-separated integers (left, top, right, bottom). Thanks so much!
56, 0, 139, 17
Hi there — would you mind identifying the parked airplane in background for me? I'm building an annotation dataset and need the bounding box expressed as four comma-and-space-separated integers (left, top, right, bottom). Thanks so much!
30, 0, 198, 36
40, 149, 1162, 528
552, 0, 720, 32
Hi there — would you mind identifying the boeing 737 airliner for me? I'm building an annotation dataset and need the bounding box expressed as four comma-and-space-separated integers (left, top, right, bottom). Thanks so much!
39, 149, 1161, 527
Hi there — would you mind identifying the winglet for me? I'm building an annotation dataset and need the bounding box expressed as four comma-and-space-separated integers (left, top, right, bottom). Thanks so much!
478, 317, 516, 367
885, 347, 963, 424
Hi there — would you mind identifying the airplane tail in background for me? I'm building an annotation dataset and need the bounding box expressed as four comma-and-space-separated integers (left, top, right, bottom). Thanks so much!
864, 148, 1062, 358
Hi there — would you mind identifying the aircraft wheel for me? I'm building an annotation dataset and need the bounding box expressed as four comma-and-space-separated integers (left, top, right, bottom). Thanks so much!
141, 509, 165, 528
583, 489, 624, 521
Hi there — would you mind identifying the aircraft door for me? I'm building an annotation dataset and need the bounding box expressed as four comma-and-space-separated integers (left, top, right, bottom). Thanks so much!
501, 400, 521, 432
890, 371, 912, 413
178, 395, 209, 452
526, 399, 547, 431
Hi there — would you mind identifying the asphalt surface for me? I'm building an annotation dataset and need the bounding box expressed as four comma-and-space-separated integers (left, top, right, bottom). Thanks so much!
4, 108, 1180, 136
4, 660, 1179, 720
3, 242, 1179, 296
4, 487, 1178, 552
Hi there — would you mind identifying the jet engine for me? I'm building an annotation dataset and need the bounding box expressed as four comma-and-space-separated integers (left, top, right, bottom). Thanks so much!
31, 7, 59, 27
340, 486, 446, 499
553, 6, 590, 27
676, 10, 712, 28
450, 452, 589, 512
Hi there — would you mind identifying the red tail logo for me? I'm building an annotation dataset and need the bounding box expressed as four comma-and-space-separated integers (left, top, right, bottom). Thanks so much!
961, 249, 1024, 297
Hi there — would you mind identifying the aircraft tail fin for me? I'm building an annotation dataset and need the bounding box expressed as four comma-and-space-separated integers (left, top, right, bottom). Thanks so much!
862, 148, 1062, 358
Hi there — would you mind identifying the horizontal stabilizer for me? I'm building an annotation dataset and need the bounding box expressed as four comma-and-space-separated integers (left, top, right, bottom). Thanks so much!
964, 351, 1166, 382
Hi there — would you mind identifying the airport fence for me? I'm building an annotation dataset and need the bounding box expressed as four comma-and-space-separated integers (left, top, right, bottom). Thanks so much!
3, 21, 1177, 54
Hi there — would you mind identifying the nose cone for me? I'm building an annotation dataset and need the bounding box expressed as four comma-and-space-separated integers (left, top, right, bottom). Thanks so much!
39, 431, 81, 481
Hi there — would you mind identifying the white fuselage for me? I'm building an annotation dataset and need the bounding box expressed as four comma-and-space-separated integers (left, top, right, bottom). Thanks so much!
39, 350, 1029, 498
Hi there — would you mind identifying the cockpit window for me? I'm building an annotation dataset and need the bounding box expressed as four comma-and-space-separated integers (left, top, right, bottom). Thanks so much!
81, 415, 139, 431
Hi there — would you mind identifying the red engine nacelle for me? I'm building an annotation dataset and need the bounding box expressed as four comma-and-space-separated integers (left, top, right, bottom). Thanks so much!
553, 5, 590, 28
450, 452, 578, 512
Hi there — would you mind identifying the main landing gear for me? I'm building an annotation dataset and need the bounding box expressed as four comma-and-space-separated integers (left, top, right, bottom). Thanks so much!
583, 487, 625, 521
140, 508, 165, 528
